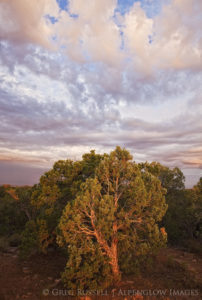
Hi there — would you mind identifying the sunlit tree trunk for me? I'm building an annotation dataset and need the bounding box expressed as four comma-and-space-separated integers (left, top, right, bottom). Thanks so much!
110, 240, 120, 281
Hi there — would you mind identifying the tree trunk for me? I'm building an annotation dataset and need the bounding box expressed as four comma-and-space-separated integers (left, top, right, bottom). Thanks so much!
110, 241, 120, 282
24, 208, 32, 221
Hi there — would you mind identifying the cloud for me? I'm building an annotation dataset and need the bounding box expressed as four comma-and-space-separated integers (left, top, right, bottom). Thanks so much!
54, 0, 123, 65
0, 0, 59, 47
1, 0, 201, 72
0, 0, 202, 186
0, 48, 201, 172
123, 0, 202, 73
123, 2, 154, 73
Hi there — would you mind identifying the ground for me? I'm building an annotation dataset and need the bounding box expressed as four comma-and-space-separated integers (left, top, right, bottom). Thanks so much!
0, 247, 201, 300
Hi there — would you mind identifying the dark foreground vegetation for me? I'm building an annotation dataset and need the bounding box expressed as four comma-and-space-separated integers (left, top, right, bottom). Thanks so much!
0, 147, 201, 299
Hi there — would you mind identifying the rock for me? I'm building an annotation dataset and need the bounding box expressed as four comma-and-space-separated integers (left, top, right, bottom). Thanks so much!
3, 253, 10, 257
48, 277, 53, 281
126, 280, 134, 284
192, 259, 197, 262
47, 247, 55, 253
23, 267, 30, 274
23, 276, 30, 282
133, 296, 143, 300
33, 274, 38, 279
7, 247, 18, 253
54, 278, 61, 284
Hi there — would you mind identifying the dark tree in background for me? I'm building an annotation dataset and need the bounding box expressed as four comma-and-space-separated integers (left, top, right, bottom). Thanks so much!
139, 162, 202, 246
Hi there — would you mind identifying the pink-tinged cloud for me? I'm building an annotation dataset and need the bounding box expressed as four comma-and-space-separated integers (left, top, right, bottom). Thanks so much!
0, 0, 201, 186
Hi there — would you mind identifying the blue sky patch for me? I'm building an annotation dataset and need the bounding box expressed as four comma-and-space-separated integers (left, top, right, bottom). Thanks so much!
56, 0, 68, 11
117, 0, 137, 15
117, 0, 162, 18
56, 0, 163, 18
45, 15, 58, 24
56, 0, 78, 18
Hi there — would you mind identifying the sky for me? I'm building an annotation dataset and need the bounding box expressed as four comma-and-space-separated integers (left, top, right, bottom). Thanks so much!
0, 0, 202, 187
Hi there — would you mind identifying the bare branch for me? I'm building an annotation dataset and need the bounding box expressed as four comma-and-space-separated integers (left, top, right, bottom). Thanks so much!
77, 224, 95, 236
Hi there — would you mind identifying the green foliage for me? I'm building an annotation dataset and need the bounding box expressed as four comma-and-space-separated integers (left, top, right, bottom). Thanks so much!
61, 242, 113, 290
57, 179, 115, 289
0, 186, 28, 236
16, 186, 35, 221
138, 162, 201, 246
8, 233, 22, 247
20, 217, 57, 257
0, 184, 36, 257
20, 220, 38, 257
138, 162, 185, 193
58, 147, 167, 289
164, 184, 202, 245
192, 178, 202, 240
1, 147, 200, 289
0, 236, 9, 252
28, 151, 105, 253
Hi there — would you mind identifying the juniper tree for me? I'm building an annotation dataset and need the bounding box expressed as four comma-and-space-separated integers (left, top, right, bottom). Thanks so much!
57, 147, 167, 289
